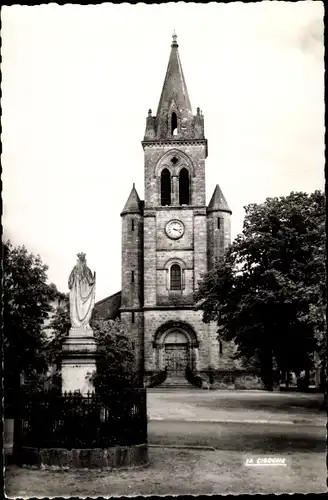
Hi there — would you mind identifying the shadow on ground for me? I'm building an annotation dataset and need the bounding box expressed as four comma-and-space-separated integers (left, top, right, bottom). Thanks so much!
148, 420, 326, 453
193, 393, 325, 413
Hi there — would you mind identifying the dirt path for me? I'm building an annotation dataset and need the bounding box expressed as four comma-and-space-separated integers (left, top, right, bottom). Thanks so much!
5, 448, 326, 496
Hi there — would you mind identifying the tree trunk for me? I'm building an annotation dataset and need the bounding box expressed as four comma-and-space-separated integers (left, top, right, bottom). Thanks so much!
12, 371, 23, 461
260, 349, 274, 391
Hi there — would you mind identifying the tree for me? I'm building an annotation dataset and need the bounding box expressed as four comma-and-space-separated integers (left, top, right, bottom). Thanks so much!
195, 191, 326, 390
47, 304, 137, 393
89, 317, 137, 394
42, 295, 70, 390
3, 240, 59, 411
44, 296, 70, 356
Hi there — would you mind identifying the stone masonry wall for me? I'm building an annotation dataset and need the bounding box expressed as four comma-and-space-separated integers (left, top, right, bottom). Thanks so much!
143, 310, 242, 375
194, 212, 207, 288
120, 310, 144, 378
143, 144, 206, 208
143, 214, 156, 307
207, 211, 231, 271
156, 209, 194, 305
144, 309, 210, 372
207, 321, 243, 371
121, 214, 143, 308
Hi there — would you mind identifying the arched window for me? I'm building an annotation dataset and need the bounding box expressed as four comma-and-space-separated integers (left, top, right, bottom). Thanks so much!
171, 112, 178, 135
170, 264, 182, 290
179, 168, 190, 205
161, 168, 171, 206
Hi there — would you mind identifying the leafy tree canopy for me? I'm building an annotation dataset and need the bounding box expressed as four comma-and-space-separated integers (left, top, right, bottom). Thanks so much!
3, 240, 61, 384
44, 295, 70, 368
89, 316, 137, 392
195, 191, 326, 388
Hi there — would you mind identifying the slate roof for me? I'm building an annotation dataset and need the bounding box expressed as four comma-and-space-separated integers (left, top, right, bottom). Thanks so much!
156, 32, 192, 119
94, 291, 121, 320
207, 184, 232, 214
120, 184, 143, 216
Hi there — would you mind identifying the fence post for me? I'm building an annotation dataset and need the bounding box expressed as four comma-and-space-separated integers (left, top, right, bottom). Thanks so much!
12, 393, 23, 461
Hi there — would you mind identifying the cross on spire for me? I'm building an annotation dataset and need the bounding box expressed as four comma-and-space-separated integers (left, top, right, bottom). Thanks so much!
172, 30, 178, 48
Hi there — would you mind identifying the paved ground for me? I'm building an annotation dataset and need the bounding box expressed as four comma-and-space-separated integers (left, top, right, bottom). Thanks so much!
149, 420, 325, 452
147, 389, 326, 425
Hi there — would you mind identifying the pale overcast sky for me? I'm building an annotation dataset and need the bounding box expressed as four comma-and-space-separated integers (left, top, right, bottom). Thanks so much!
2, 2, 324, 301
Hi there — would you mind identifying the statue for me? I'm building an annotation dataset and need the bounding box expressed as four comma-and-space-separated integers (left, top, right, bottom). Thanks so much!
68, 253, 96, 330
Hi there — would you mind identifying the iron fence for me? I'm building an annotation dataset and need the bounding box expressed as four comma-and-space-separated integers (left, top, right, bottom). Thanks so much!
15, 389, 147, 449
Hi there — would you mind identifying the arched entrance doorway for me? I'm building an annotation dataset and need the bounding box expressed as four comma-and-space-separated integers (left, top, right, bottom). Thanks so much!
164, 330, 189, 375
153, 321, 199, 377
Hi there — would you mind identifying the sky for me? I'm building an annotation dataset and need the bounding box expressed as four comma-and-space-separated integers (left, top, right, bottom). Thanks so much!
2, 2, 325, 302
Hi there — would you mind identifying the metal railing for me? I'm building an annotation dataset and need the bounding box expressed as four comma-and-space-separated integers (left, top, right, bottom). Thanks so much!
146, 367, 167, 388
186, 366, 203, 388
15, 389, 147, 449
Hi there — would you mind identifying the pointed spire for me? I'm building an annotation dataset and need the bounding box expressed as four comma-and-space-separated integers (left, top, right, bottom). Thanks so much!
121, 184, 142, 216
208, 185, 232, 214
154, 32, 193, 138
156, 32, 192, 116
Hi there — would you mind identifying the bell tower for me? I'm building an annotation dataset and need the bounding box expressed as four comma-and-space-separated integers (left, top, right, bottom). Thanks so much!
140, 33, 213, 379
141, 33, 209, 309
118, 32, 233, 385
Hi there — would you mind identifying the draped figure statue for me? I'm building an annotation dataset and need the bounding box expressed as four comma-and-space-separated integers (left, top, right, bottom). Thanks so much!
68, 253, 96, 330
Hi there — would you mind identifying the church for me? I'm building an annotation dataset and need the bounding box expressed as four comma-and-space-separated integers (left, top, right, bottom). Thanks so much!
95, 33, 241, 386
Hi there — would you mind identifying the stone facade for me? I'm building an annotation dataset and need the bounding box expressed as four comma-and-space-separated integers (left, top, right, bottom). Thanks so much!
95, 34, 240, 384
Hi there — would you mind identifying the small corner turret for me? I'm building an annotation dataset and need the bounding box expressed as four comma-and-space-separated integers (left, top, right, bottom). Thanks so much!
121, 184, 143, 216
207, 184, 232, 270
207, 184, 232, 215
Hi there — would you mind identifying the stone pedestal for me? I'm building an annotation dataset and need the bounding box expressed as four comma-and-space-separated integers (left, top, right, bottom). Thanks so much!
61, 328, 98, 395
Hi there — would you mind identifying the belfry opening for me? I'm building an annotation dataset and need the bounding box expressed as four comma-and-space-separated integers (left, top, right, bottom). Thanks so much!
161, 168, 171, 206
171, 112, 178, 135
179, 168, 190, 205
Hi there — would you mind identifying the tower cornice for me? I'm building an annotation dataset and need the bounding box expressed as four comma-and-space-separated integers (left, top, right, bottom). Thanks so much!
143, 206, 207, 214
142, 139, 208, 157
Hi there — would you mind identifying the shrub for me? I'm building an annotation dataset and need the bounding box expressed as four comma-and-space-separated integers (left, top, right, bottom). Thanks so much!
234, 374, 264, 390
210, 381, 235, 390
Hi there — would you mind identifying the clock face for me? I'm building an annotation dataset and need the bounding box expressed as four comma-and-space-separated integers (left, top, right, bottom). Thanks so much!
165, 220, 185, 240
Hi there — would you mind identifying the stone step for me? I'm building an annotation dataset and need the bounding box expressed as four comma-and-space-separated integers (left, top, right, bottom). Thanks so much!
157, 377, 200, 390
153, 386, 201, 392
160, 384, 193, 387
161, 380, 190, 386
160, 386, 199, 390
